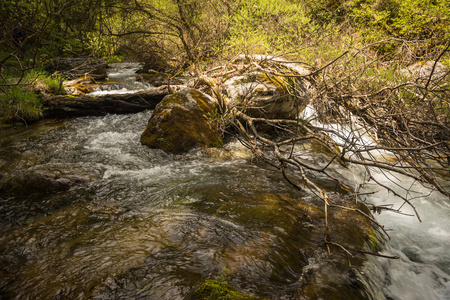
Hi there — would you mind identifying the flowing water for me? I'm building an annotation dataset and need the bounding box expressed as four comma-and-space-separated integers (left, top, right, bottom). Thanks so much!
89, 62, 152, 95
0, 64, 449, 299
301, 105, 450, 299
360, 171, 450, 300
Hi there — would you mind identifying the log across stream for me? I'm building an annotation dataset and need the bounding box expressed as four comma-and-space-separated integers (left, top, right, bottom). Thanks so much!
42, 85, 173, 118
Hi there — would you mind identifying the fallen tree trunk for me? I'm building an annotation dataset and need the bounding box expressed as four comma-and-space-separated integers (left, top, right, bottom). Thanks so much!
42, 86, 181, 118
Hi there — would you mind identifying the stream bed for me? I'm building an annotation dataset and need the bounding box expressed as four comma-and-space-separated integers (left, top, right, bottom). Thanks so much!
0, 63, 449, 299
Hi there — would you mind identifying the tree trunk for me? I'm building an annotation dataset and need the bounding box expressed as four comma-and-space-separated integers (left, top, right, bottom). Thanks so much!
42, 86, 179, 118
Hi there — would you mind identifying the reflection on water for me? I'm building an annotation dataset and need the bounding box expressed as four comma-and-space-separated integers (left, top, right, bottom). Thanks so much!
1, 111, 448, 299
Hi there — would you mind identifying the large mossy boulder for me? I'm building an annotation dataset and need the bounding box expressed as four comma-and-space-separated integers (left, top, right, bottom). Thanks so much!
140, 88, 223, 153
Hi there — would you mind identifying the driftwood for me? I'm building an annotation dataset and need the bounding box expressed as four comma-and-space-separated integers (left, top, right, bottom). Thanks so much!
42, 85, 180, 118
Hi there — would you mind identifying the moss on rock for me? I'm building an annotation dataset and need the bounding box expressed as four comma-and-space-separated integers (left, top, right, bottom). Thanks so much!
186, 187, 385, 299
189, 279, 266, 300
64, 75, 99, 95
140, 88, 223, 153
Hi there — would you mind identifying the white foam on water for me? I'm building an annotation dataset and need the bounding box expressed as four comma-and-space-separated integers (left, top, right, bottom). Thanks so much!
301, 103, 450, 299
86, 62, 153, 96
358, 168, 450, 299
300, 104, 377, 148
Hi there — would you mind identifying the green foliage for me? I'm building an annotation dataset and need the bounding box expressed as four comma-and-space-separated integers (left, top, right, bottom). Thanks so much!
393, 0, 450, 39
24, 70, 66, 95
302, 0, 352, 24
0, 68, 66, 124
227, 0, 315, 54
2, 0, 448, 76
106, 55, 124, 64
86, 32, 120, 59
0, 86, 42, 123
349, 0, 450, 42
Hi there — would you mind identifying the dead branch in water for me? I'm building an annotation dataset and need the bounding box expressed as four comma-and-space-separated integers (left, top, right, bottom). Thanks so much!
206, 42, 449, 227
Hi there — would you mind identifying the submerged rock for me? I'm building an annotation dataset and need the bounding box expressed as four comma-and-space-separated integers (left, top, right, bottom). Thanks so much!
189, 279, 266, 300
187, 189, 385, 299
140, 88, 223, 153
0, 164, 101, 197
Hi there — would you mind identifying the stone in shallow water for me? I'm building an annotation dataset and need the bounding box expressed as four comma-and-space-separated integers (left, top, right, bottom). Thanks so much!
140, 88, 223, 154
189, 279, 266, 299
136, 71, 183, 87
0, 163, 102, 197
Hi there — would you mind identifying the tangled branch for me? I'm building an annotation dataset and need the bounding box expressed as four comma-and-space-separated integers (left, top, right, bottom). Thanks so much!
190, 42, 449, 256
201, 43, 449, 224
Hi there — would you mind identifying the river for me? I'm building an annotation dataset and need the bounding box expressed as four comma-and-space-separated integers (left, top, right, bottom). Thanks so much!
0, 63, 448, 299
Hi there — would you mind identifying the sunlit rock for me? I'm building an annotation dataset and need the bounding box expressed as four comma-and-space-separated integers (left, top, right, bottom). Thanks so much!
223, 56, 312, 119
140, 88, 223, 153
64, 75, 99, 95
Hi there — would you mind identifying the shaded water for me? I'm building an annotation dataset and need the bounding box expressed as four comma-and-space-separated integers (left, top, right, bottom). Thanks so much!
89, 62, 152, 95
0, 113, 296, 299
1, 112, 375, 299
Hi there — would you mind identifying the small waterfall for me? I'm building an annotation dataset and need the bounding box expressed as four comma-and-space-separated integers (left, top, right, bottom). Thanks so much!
88, 62, 153, 95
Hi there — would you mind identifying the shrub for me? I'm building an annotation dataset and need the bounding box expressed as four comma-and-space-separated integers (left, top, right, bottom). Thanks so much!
0, 86, 42, 124
24, 70, 66, 95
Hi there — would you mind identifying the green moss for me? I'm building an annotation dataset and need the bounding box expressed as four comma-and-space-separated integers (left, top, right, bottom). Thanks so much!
259, 73, 289, 93
365, 231, 383, 252
140, 89, 223, 153
191, 89, 216, 111
190, 280, 266, 300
